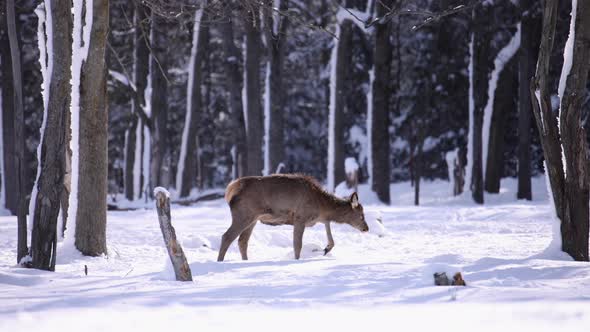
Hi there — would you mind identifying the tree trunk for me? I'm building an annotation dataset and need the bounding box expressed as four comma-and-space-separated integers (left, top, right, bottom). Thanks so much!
244, 6, 263, 176
72, 0, 108, 256
469, 6, 490, 204
0, 9, 18, 216
154, 189, 192, 281
30, 0, 72, 271
557, 0, 590, 261
327, 18, 351, 192
221, 4, 247, 178
371, 0, 393, 204
263, 0, 288, 175
124, 3, 150, 200
177, 7, 209, 197
517, 0, 540, 200
150, 14, 169, 189
414, 144, 422, 206
124, 115, 138, 200
531, 0, 590, 261
4, 0, 27, 262
485, 58, 516, 193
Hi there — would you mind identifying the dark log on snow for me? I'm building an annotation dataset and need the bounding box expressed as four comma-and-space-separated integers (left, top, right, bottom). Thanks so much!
154, 188, 192, 281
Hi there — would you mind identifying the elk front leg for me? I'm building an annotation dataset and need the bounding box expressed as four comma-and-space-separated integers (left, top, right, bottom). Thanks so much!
293, 222, 305, 260
324, 222, 335, 255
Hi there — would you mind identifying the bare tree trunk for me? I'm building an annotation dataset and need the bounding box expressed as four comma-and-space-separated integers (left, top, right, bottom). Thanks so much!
263, 0, 288, 175
124, 3, 150, 200
531, 0, 590, 261
469, 6, 489, 204
150, 14, 169, 189
414, 143, 422, 206
221, 4, 247, 178
73, 0, 109, 256
485, 59, 516, 193
557, 0, 590, 261
177, 7, 209, 197
6, 0, 28, 263
0, 9, 18, 216
371, 0, 394, 204
30, 0, 72, 271
327, 18, 351, 191
244, 5, 263, 176
517, 0, 540, 200
124, 116, 138, 199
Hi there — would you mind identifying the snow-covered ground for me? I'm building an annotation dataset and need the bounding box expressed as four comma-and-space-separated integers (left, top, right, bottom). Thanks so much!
2, 177, 590, 331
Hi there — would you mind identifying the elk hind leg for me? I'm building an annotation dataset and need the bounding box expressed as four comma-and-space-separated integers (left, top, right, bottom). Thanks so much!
238, 222, 256, 260
324, 222, 335, 255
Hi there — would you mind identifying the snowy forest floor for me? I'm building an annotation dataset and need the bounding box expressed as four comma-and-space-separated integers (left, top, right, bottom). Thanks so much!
2, 178, 590, 331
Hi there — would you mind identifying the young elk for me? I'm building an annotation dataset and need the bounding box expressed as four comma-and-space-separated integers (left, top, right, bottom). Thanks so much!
217, 174, 369, 261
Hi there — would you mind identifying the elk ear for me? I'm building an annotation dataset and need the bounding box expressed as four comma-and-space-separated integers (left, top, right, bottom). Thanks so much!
350, 192, 359, 208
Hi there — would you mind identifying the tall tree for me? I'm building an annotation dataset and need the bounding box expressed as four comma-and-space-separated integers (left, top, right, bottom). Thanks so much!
221, 2, 247, 178
531, 0, 590, 261
124, 3, 151, 201
327, 2, 354, 192
149, 14, 169, 189
517, 0, 540, 200
262, 0, 288, 175
371, 0, 394, 204
465, 5, 491, 204
485, 58, 517, 193
3, 0, 27, 262
176, 6, 209, 197
29, 0, 72, 271
0, 5, 17, 216
243, 3, 263, 176
66, 0, 109, 256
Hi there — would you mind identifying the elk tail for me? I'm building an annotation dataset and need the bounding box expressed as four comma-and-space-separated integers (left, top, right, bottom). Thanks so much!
224, 179, 242, 204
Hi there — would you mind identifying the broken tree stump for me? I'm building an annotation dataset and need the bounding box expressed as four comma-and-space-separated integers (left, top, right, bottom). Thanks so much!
154, 187, 193, 281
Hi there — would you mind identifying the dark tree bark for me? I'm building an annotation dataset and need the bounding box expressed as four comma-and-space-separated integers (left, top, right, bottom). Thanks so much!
177, 8, 209, 197
531, 0, 590, 261
414, 143, 423, 206
469, 6, 490, 204
4, 0, 27, 262
371, 0, 394, 204
0, 8, 18, 216
517, 0, 540, 200
150, 14, 169, 189
124, 115, 138, 199
124, 4, 150, 200
556, 0, 590, 261
263, 0, 288, 174
73, 0, 109, 256
485, 58, 517, 193
244, 5, 263, 176
221, 4, 247, 178
30, 0, 72, 271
